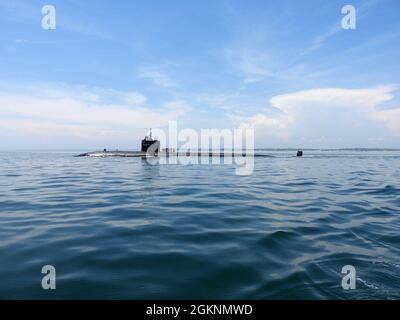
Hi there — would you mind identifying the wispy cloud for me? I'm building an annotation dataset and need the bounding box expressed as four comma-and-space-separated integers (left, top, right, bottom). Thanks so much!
224, 47, 275, 83
306, 23, 342, 53
137, 67, 176, 88
123, 92, 147, 105
0, 0, 114, 41
305, 0, 382, 54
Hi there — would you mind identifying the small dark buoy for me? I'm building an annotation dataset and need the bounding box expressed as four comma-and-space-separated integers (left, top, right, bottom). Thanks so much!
297, 150, 303, 157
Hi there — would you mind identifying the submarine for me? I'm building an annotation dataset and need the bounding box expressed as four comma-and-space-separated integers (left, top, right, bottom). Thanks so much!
76, 130, 161, 157
76, 130, 299, 158
76, 130, 259, 158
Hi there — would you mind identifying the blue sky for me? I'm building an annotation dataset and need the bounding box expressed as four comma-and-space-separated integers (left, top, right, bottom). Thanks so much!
0, 0, 400, 149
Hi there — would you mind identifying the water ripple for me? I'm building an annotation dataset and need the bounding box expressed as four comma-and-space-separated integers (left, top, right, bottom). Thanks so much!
0, 150, 399, 299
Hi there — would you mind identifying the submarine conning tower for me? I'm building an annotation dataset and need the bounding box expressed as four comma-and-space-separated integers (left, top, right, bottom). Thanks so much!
297, 150, 303, 157
141, 129, 160, 154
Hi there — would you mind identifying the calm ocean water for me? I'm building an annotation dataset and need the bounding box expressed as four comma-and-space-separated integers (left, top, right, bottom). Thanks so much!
0, 150, 399, 300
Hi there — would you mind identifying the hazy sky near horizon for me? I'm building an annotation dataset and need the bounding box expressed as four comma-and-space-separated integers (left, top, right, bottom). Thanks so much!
1, 0, 400, 149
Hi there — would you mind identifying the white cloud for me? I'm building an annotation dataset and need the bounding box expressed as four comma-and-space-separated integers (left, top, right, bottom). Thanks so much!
232, 112, 293, 140
269, 86, 400, 134
0, 84, 185, 149
163, 100, 192, 114
124, 92, 147, 105
374, 107, 400, 134
270, 86, 396, 111
236, 86, 400, 141
198, 92, 248, 111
